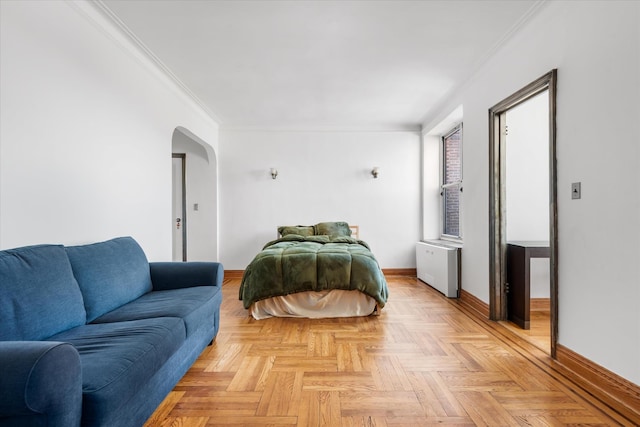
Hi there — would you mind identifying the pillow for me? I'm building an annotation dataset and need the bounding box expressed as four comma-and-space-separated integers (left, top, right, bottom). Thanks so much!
278, 225, 315, 237
314, 221, 352, 237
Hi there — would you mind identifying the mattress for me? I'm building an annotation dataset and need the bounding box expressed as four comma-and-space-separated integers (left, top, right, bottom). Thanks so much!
249, 289, 378, 320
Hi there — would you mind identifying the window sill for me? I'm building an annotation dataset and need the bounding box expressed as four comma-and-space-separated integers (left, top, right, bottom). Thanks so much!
423, 238, 463, 249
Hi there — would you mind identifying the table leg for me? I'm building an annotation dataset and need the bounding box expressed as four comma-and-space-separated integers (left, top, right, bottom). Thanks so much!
507, 244, 530, 329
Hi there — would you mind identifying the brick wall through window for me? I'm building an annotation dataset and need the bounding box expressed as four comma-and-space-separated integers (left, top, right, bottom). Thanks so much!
443, 126, 462, 237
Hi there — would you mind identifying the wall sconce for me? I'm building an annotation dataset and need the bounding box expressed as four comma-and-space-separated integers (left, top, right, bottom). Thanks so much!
270, 168, 278, 180
371, 167, 379, 179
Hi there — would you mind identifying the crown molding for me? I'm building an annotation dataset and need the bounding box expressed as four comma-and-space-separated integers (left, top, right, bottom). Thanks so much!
219, 123, 421, 133
68, 0, 223, 126
419, 0, 549, 131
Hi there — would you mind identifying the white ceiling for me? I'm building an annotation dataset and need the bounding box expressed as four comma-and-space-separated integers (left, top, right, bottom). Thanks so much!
100, 0, 541, 130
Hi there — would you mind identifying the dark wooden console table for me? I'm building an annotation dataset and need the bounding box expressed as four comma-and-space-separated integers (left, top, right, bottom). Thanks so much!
506, 241, 550, 329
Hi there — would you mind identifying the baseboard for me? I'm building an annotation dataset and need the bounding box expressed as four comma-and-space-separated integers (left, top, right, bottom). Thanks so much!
459, 289, 490, 318
225, 269, 416, 279
382, 268, 417, 277
556, 344, 640, 425
530, 298, 550, 311
224, 270, 244, 280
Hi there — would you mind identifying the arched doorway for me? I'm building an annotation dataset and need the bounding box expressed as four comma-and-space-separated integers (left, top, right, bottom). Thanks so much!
171, 127, 218, 261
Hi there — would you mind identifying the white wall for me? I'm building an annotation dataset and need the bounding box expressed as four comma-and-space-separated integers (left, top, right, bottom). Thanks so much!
506, 91, 550, 298
505, 91, 549, 242
172, 128, 218, 261
423, 1, 639, 384
0, 1, 219, 260
219, 130, 421, 270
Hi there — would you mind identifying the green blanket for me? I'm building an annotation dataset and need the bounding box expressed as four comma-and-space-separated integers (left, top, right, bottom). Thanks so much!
239, 235, 388, 309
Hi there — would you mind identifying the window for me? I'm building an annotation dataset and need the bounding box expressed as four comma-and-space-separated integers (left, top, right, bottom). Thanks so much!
442, 124, 462, 239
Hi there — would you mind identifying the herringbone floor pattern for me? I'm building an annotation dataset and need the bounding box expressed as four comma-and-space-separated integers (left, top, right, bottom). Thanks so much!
144, 276, 630, 426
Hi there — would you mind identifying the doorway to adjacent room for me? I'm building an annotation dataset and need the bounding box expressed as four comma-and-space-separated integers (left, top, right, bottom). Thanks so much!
488, 70, 558, 356
172, 153, 187, 262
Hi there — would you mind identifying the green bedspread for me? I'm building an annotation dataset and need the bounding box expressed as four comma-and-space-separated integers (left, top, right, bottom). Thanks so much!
239, 234, 388, 309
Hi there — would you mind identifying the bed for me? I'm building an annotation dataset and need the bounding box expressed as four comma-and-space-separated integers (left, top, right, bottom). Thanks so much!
239, 222, 389, 319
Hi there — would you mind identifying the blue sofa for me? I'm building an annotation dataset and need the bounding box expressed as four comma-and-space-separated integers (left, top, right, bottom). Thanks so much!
0, 237, 223, 427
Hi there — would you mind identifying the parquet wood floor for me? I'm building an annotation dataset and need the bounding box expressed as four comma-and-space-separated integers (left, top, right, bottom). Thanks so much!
500, 309, 551, 354
144, 276, 633, 426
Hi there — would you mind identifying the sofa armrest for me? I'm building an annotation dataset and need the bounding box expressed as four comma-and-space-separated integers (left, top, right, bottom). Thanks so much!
149, 262, 224, 291
0, 341, 82, 427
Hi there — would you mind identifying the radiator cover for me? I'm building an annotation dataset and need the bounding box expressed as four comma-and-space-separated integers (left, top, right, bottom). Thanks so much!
416, 240, 461, 298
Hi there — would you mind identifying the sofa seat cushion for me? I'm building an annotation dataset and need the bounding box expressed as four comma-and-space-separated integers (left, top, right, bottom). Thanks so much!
47, 317, 185, 425
92, 286, 220, 337
0, 244, 86, 341
65, 237, 153, 322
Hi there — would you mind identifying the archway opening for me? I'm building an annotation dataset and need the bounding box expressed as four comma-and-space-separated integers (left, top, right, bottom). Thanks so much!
171, 127, 218, 261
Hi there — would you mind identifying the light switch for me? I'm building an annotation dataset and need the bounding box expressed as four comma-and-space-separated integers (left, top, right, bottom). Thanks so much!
571, 182, 581, 199
193, 203, 199, 211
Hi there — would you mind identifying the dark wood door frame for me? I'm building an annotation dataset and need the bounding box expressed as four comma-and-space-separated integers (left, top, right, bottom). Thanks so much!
488, 69, 558, 357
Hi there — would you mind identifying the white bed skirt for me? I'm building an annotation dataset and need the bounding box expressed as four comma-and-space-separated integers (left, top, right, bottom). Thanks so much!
249, 289, 378, 320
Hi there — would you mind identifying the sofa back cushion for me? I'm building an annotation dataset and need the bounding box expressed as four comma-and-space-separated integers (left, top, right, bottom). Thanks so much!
65, 237, 152, 322
0, 244, 87, 340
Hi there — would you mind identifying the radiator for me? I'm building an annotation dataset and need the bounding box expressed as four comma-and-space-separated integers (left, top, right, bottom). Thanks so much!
416, 241, 460, 298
